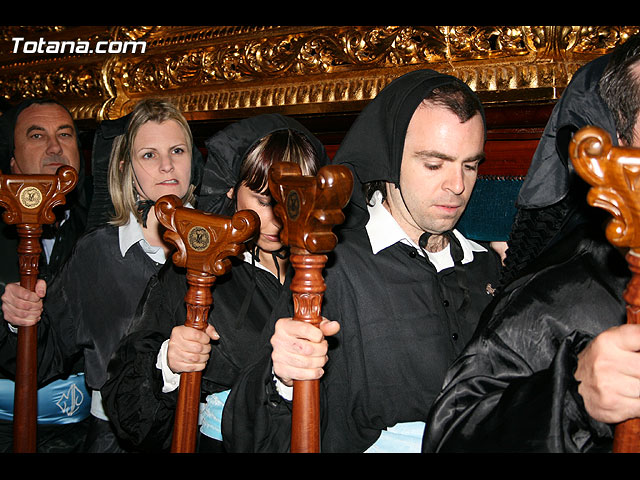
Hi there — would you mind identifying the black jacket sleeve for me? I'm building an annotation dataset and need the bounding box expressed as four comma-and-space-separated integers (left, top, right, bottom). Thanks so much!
102, 272, 182, 451
423, 329, 613, 452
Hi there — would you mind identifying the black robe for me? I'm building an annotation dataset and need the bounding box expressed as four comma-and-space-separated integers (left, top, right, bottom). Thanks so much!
423, 222, 628, 452
224, 226, 501, 452
222, 69, 501, 452
101, 257, 282, 451
0, 224, 161, 391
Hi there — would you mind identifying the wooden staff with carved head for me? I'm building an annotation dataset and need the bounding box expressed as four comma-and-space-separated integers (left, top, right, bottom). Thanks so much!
571, 125, 640, 453
155, 194, 259, 453
268, 161, 353, 453
0, 165, 78, 453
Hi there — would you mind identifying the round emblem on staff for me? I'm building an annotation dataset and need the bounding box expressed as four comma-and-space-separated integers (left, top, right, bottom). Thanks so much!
19, 186, 43, 209
286, 189, 301, 221
188, 225, 210, 252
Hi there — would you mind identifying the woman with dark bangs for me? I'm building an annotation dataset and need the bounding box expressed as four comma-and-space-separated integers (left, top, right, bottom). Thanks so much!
102, 114, 327, 452
228, 128, 319, 282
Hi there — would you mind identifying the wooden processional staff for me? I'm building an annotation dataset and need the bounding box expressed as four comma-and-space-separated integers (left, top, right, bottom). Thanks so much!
571, 125, 640, 453
268, 162, 353, 453
0, 166, 78, 453
154, 194, 259, 453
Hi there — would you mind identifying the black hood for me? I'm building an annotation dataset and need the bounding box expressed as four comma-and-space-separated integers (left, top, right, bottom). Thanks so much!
332, 69, 486, 228
198, 113, 330, 216
517, 54, 617, 209
499, 54, 617, 289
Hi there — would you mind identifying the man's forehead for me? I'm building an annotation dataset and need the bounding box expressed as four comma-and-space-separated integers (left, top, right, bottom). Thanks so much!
15, 103, 74, 131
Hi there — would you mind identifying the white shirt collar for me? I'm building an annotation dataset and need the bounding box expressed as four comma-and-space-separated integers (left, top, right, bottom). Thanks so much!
119, 211, 166, 264
365, 190, 486, 271
118, 202, 194, 264
242, 249, 276, 277
366, 190, 422, 255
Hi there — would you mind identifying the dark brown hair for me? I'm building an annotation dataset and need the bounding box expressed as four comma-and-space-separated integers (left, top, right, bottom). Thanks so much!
236, 128, 319, 195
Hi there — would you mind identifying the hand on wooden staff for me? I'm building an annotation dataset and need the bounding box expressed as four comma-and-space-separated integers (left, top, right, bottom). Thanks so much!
167, 322, 220, 374
267, 161, 350, 388
1, 280, 46, 327
267, 161, 353, 453
574, 324, 640, 424
571, 125, 640, 452
0, 164, 77, 328
271, 317, 340, 387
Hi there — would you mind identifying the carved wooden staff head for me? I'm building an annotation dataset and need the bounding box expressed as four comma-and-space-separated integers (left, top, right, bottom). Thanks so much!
0, 165, 78, 289
268, 162, 353, 255
0, 165, 78, 226
155, 194, 260, 278
570, 126, 640, 251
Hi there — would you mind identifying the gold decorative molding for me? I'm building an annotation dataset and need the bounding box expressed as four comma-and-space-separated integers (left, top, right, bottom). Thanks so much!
0, 26, 638, 122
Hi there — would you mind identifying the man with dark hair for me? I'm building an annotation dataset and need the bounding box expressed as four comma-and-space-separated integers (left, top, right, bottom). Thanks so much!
223, 69, 502, 452
0, 98, 90, 452
424, 35, 640, 453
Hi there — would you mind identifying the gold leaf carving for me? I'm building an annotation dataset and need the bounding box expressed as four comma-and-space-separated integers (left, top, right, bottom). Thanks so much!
0, 26, 638, 121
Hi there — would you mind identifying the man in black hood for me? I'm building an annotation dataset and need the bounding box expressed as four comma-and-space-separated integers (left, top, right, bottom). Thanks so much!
0, 98, 90, 452
223, 69, 502, 452
423, 35, 640, 453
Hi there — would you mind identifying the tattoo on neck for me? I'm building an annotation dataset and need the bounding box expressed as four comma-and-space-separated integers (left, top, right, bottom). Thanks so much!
423, 234, 448, 253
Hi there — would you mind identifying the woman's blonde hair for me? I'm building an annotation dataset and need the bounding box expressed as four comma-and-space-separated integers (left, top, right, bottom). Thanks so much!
108, 98, 195, 226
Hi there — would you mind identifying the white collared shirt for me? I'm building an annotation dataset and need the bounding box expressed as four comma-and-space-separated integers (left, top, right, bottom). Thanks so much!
118, 211, 166, 264
41, 209, 70, 263
365, 190, 486, 271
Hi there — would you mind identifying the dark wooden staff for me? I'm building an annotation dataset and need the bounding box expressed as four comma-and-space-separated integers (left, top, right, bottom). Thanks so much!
268, 161, 353, 453
0, 165, 78, 453
155, 194, 259, 453
571, 125, 640, 453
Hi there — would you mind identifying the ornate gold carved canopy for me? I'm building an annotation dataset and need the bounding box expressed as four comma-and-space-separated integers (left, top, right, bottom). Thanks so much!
1, 26, 638, 122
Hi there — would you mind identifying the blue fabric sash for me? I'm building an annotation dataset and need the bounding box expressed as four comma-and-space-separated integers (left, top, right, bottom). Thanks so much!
199, 390, 230, 441
0, 374, 91, 424
364, 421, 426, 453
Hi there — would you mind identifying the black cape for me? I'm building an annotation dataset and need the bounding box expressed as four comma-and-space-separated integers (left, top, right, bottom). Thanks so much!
423, 52, 628, 453
0, 224, 161, 390
222, 69, 501, 452
423, 223, 628, 452
101, 114, 330, 451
